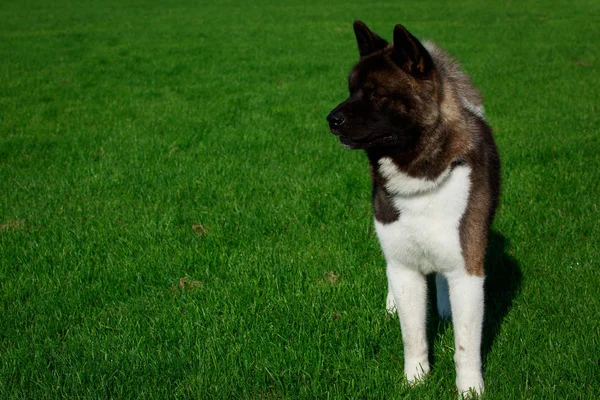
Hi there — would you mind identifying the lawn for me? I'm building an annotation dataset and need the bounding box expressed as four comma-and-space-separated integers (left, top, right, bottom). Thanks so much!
1, 0, 599, 398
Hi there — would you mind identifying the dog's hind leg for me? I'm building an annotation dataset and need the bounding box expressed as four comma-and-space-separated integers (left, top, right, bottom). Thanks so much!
386, 280, 397, 314
435, 274, 452, 319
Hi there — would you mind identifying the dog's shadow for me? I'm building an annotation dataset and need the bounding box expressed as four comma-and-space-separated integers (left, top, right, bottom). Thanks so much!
427, 231, 522, 366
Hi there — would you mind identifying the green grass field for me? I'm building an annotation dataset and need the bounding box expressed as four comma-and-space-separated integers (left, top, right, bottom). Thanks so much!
1, 0, 599, 398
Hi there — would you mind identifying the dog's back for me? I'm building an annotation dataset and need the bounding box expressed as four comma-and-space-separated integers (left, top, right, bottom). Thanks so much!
424, 41, 486, 118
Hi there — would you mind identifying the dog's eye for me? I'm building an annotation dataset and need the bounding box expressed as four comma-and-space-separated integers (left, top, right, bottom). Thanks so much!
369, 91, 386, 102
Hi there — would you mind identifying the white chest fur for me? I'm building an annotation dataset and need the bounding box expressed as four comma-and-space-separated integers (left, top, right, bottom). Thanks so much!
374, 157, 471, 275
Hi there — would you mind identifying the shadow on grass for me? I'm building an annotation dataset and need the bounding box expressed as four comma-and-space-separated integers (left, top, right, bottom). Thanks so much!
481, 231, 522, 363
426, 231, 522, 367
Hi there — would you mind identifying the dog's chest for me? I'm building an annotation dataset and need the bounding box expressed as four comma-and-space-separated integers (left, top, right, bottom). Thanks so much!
374, 157, 472, 274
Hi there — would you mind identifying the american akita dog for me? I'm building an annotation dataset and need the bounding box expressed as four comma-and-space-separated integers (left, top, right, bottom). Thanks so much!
327, 21, 500, 396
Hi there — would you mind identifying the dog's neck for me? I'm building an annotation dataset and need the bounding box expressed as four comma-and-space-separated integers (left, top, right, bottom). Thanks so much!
365, 122, 454, 181
365, 92, 474, 182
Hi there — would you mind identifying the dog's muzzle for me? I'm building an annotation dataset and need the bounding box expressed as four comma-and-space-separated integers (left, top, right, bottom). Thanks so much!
327, 111, 346, 134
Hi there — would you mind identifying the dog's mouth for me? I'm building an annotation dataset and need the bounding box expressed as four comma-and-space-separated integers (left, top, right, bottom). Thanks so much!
339, 134, 396, 149
328, 120, 397, 149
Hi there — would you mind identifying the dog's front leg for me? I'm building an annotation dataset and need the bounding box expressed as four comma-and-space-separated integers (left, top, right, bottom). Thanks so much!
387, 264, 430, 383
447, 272, 485, 396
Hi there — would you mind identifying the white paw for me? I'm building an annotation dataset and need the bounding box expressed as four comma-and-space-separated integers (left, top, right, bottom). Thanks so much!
405, 359, 430, 385
456, 371, 484, 398
385, 290, 397, 314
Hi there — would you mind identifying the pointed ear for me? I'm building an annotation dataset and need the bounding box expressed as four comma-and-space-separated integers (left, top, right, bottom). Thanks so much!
392, 24, 433, 77
353, 21, 388, 58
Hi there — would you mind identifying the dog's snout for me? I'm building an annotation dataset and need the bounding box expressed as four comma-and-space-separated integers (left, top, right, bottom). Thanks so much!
327, 112, 346, 128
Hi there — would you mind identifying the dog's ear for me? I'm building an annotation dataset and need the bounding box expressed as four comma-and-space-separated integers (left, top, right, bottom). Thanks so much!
392, 24, 433, 77
353, 21, 388, 58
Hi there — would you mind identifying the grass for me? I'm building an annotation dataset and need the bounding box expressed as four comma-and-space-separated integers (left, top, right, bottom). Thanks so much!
1, 0, 599, 398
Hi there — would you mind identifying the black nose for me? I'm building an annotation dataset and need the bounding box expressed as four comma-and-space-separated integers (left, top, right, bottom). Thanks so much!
327, 112, 346, 128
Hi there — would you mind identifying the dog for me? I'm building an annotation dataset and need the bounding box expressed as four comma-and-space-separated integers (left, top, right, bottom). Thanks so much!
327, 21, 500, 396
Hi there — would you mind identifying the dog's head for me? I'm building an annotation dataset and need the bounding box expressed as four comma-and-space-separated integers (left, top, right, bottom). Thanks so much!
327, 21, 440, 150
